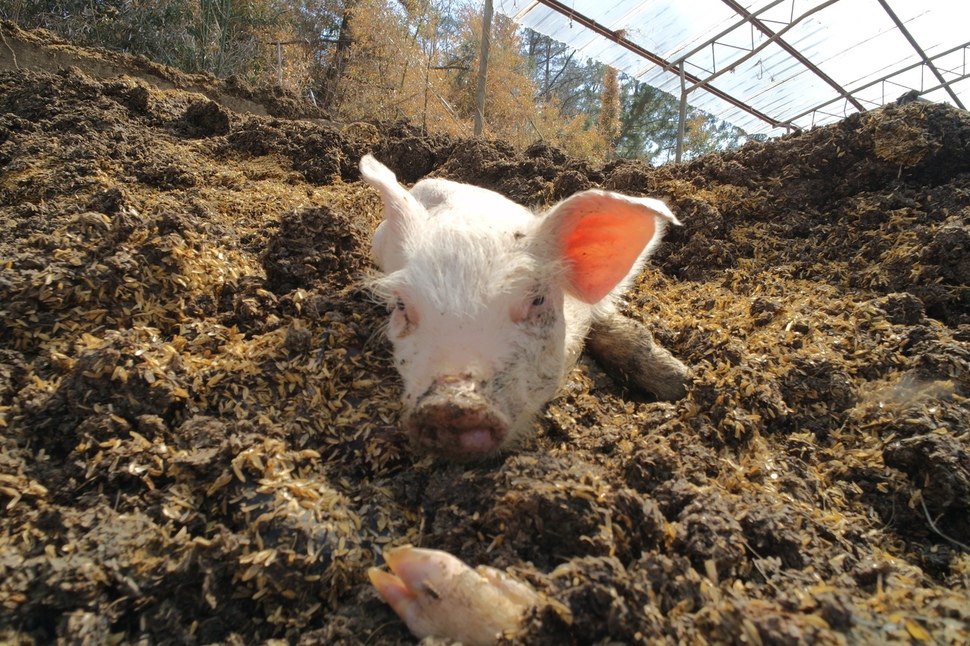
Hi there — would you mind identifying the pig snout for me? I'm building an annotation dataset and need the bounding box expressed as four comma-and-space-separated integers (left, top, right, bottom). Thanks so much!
406, 376, 510, 458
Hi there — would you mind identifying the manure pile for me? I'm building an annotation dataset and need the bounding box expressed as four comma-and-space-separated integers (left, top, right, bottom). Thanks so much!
1, 34, 969, 646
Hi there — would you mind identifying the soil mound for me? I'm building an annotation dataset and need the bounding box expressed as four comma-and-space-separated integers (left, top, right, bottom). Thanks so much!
1, 29, 968, 645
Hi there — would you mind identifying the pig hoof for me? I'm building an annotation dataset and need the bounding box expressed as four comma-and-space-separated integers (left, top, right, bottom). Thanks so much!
369, 545, 539, 646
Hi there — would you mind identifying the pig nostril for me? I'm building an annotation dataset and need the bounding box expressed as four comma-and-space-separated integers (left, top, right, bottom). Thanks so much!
406, 390, 509, 459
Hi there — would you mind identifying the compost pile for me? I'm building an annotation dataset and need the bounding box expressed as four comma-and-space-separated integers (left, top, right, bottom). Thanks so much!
1, 26, 969, 646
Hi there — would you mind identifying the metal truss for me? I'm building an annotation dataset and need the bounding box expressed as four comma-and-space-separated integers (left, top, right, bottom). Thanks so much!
506, 0, 969, 160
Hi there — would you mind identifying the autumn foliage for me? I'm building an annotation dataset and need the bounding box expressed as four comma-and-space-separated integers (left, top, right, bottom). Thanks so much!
4, 0, 744, 163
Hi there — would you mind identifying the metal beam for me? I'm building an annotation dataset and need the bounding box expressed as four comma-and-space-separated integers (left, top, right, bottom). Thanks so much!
915, 71, 970, 100
786, 40, 970, 123
686, 0, 841, 95
528, 0, 792, 130
505, 0, 966, 138
876, 0, 966, 110
719, 0, 864, 111
670, 0, 788, 67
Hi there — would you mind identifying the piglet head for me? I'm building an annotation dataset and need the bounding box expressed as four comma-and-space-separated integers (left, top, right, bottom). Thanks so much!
360, 155, 678, 460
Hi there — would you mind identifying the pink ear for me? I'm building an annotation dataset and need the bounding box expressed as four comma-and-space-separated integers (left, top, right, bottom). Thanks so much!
360, 155, 425, 271
360, 155, 419, 227
545, 190, 679, 304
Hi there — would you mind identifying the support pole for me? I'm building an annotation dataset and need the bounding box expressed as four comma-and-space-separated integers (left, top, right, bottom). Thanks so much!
276, 41, 283, 85
676, 62, 687, 163
474, 0, 493, 136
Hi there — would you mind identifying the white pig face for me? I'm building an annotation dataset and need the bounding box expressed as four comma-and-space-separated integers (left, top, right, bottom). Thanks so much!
371, 203, 570, 457
360, 155, 678, 460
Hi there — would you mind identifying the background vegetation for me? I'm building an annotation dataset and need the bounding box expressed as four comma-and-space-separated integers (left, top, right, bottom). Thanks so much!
1, 0, 750, 163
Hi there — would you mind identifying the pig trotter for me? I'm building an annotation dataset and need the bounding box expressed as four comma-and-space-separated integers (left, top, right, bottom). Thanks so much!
369, 545, 539, 646
586, 315, 690, 401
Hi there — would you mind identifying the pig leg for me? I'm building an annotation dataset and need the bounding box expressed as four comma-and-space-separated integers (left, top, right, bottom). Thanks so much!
369, 545, 539, 645
585, 314, 690, 401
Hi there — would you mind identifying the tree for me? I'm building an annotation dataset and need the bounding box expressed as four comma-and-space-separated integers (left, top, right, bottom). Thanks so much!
598, 65, 621, 156
523, 29, 601, 119
4, 1, 751, 163
615, 78, 681, 162
444, 5, 537, 144
612, 75, 750, 164
682, 112, 748, 159
6, 0, 285, 79
286, 0, 356, 108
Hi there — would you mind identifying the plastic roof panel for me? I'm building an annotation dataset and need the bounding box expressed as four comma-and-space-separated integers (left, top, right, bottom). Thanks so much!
496, 0, 970, 136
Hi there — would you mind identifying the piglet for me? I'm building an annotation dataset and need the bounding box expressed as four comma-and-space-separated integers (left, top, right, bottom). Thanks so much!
361, 155, 688, 460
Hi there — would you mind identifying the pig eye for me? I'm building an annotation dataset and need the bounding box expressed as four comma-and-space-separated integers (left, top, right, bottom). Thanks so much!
513, 288, 551, 325
389, 295, 417, 337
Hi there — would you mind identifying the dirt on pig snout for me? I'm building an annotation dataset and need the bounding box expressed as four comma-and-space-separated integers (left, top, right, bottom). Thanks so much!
1, 32, 970, 646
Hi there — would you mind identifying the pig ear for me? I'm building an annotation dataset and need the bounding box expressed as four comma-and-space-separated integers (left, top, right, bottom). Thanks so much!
541, 190, 680, 304
360, 155, 424, 271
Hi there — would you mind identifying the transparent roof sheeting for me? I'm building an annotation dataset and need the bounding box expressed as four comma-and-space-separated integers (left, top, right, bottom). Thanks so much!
496, 0, 970, 136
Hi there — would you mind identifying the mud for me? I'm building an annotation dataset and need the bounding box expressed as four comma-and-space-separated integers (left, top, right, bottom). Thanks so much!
1, 23, 969, 646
